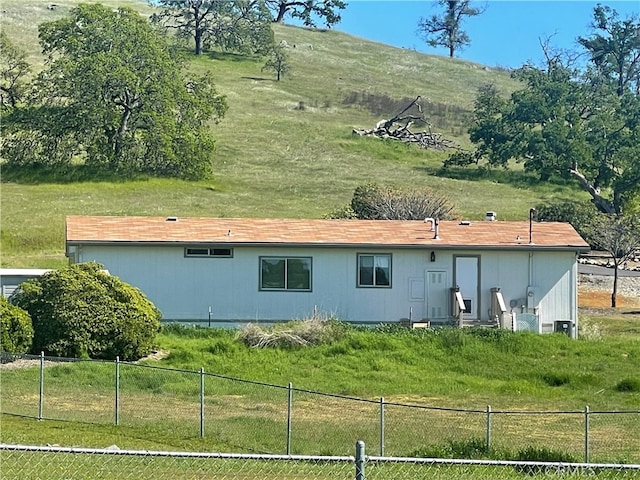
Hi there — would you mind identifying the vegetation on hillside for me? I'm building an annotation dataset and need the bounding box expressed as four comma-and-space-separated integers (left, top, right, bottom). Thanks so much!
1, 4, 227, 179
458, 5, 640, 216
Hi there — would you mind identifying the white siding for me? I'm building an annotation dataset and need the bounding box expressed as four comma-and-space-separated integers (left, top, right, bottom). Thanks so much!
77, 245, 578, 328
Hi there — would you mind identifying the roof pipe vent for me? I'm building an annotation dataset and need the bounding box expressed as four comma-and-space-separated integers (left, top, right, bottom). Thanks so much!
424, 217, 435, 232
529, 208, 536, 245
166, 216, 178, 222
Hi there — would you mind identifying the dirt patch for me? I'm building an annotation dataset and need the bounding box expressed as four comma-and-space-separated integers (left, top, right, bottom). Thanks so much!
578, 289, 640, 308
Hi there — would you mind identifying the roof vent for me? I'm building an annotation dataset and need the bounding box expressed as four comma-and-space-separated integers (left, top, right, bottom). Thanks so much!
166, 216, 178, 222
459, 220, 471, 226
485, 211, 496, 221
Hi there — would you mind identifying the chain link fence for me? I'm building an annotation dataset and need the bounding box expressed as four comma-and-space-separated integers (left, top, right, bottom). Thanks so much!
1, 353, 639, 463
2, 442, 639, 479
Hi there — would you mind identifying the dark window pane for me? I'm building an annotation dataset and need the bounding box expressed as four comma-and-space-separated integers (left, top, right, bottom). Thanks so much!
261, 258, 285, 289
375, 255, 390, 286
359, 255, 374, 286
375, 267, 390, 286
211, 248, 232, 257
287, 258, 311, 290
186, 248, 209, 256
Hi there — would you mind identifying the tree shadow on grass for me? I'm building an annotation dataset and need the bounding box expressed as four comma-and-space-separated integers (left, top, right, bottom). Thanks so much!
0, 164, 149, 185
205, 51, 260, 63
415, 164, 574, 189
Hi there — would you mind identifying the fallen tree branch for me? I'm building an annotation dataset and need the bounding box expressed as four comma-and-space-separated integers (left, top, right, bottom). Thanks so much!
352, 96, 460, 151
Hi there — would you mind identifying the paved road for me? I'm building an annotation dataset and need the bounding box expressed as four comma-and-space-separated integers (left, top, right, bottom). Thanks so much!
578, 264, 640, 277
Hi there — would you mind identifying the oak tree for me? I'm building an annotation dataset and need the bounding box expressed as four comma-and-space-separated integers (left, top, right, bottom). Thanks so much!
152, 0, 274, 55
1, 4, 227, 179
417, 0, 485, 58
0, 32, 31, 109
459, 6, 640, 215
267, 0, 346, 27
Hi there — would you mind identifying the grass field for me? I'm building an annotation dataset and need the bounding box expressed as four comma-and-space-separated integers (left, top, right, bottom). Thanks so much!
2, 312, 639, 462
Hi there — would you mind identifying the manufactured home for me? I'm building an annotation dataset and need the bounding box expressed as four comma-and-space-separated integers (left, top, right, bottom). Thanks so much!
0, 269, 53, 298
65, 216, 589, 337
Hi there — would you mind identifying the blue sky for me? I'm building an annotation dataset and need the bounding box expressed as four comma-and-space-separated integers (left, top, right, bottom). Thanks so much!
332, 1, 639, 68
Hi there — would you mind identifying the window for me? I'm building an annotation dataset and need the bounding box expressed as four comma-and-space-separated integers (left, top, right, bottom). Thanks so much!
185, 247, 233, 258
358, 254, 391, 287
260, 257, 311, 291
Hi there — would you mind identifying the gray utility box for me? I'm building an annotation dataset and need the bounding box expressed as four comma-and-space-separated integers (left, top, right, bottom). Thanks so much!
554, 321, 573, 337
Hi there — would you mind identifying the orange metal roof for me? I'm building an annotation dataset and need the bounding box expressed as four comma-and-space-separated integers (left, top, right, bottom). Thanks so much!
66, 216, 590, 250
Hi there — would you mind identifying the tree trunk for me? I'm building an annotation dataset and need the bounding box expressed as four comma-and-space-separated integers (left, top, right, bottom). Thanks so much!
195, 28, 203, 55
611, 260, 619, 308
275, 3, 287, 23
568, 167, 617, 214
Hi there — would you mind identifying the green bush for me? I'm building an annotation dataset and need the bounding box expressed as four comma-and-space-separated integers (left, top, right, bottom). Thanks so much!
615, 378, 640, 392
409, 438, 497, 459
515, 446, 578, 474
11, 262, 162, 361
0, 295, 33, 354
541, 372, 572, 387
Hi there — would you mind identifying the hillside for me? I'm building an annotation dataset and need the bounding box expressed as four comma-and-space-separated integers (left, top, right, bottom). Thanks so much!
0, 1, 589, 268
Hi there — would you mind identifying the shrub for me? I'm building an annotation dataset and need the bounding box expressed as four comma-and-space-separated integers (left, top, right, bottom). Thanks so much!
327, 183, 456, 220
237, 313, 346, 349
541, 372, 571, 387
578, 318, 602, 341
0, 295, 33, 354
11, 262, 162, 361
615, 378, 640, 392
515, 446, 578, 474
409, 438, 497, 459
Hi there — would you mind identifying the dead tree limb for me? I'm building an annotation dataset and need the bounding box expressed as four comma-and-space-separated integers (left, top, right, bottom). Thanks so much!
352, 96, 460, 151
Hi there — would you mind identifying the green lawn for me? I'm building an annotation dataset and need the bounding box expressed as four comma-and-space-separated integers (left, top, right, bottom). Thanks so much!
2, 315, 639, 462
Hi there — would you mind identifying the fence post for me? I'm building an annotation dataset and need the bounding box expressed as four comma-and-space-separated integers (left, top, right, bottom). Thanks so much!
286, 382, 292, 455
115, 357, 120, 426
355, 440, 365, 480
584, 405, 589, 463
379, 397, 385, 456
486, 404, 492, 451
200, 368, 205, 438
38, 352, 44, 420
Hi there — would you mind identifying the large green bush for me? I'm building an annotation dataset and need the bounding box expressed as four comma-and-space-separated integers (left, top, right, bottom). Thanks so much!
11, 262, 162, 361
0, 295, 33, 354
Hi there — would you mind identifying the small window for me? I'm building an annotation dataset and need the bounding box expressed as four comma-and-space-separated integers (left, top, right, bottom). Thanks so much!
185, 247, 233, 258
358, 254, 391, 288
260, 257, 311, 291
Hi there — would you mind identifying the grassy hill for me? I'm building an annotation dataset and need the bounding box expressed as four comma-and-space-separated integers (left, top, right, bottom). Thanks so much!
0, 1, 589, 268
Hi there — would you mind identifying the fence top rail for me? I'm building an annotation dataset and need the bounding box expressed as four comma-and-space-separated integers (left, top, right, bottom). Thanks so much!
2, 444, 638, 470
0, 444, 354, 462
365, 455, 640, 470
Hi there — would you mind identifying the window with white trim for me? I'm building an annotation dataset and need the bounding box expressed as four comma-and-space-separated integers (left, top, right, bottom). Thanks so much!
185, 247, 233, 258
260, 257, 312, 291
358, 254, 391, 287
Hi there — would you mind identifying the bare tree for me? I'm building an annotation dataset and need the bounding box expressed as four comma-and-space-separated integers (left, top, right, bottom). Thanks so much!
591, 216, 640, 307
417, 0, 485, 58
349, 183, 456, 220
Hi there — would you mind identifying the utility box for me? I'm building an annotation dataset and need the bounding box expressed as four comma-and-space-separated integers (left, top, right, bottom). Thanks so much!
554, 321, 573, 337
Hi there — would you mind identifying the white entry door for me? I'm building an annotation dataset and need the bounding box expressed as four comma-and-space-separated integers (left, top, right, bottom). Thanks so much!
454, 256, 479, 320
